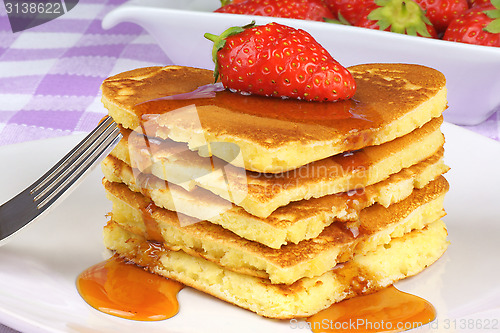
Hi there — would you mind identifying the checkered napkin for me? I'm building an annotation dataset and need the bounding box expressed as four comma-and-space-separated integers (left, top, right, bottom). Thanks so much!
0, 0, 171, 146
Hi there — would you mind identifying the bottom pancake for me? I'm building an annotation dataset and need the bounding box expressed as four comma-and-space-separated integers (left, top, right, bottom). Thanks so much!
103, 219, 448, 319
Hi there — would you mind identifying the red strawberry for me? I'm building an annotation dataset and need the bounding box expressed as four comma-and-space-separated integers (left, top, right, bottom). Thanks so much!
356, 0, 438, 38
322, 0, 376, 24
443, 2, 500, 46
469, 0, 493, 7
204, 22, 356, 102
214, 0, 335, 22
413, 0, 469, 33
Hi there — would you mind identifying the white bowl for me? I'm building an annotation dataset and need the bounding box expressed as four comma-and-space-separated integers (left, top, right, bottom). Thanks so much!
102, 0, 500, 126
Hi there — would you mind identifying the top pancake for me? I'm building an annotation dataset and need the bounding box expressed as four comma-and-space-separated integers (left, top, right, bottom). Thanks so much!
101, 63, 447, 173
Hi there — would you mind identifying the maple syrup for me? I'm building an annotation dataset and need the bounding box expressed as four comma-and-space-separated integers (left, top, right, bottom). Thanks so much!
141, 202, 164, 242
133, 88, 383, 146
76, 255, 183, 321
306, 285, 436, 332
77, 246, 436, 329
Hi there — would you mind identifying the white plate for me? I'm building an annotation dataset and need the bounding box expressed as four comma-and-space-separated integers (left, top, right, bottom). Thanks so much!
101, 0, 500, 126
0, 122, 499, 333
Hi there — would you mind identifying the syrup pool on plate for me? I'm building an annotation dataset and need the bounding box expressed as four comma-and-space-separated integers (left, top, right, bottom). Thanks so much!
306, 285, 436, 332
76, 255, 183, 321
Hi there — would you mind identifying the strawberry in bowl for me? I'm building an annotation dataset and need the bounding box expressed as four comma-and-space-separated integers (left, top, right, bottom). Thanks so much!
214, 0, 335, 22
443, 0, 500, 46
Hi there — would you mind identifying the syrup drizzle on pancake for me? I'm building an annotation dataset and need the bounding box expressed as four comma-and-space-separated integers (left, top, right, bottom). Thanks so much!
77, 255, 435, 332
307, 285, 436, 332
133, 89, 382, 142
76, 253, 183, 321
142, 202, 164, 242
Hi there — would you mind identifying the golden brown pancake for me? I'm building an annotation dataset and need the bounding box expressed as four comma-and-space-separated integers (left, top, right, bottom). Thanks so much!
104, 176, 448, 284
101, 64, 447, 173
103, 218, 449, 319
109, 116, 445, 218
101, 150, 448, 248
98, 62, 450, 320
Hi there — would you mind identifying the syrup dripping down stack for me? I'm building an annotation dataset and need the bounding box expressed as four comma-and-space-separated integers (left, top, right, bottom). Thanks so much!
99, 63, 450, 319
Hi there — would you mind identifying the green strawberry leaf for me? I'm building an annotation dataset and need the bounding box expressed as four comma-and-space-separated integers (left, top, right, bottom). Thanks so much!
483, 1, 500, 34
368, 0, 432, 37
324, 12, 351, 25
485, 18, 500, 34
485, 10, 500, 19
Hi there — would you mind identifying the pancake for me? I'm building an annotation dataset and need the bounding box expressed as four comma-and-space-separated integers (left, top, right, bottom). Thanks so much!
101, 150, 449, 248
97, 62, 450, 321
103, 176, 448, 284
109, 116, 445, 218
101, 63, 447, 173
103, 218, 449, 319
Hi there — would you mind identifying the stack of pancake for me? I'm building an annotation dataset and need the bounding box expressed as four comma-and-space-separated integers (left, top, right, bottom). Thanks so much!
99, 63, 450, 319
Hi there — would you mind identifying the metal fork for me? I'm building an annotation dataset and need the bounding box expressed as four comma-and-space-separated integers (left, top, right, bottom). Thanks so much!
0, 116, 122, 246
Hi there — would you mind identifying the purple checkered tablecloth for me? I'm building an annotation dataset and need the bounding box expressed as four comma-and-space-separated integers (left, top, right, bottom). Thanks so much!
0, 0, 171, 147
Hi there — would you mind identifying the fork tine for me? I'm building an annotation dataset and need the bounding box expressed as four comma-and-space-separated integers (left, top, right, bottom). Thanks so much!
0, 116, 122, 245
32, 118, 118, 202
34, 122, 121, 210
31, 116, 116, 195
